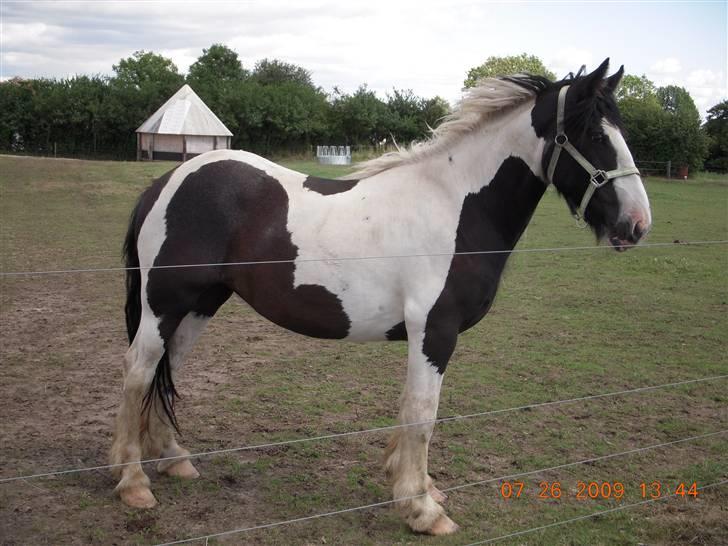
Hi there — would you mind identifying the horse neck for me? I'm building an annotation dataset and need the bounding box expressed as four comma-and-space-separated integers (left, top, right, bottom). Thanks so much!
422, 101, 548, 250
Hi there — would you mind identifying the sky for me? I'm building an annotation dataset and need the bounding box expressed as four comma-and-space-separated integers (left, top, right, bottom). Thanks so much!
1, 0, 726, 119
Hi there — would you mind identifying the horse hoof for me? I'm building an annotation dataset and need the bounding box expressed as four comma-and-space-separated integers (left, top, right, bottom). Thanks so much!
428, 515, 459, 536
162, 459, 200, 479
428, 485, 448, 503
120, 485, 157, 509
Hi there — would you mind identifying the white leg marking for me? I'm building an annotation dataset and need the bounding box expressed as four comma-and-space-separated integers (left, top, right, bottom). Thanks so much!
110, 310, 165, 508
385, 321, 457, 534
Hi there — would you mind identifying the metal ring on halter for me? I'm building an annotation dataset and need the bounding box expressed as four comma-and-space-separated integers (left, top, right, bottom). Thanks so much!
555, 133, 568, 146
590, 170, 609, 187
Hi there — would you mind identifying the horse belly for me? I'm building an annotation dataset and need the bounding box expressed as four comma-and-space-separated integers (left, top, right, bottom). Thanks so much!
237, 271, 403, 342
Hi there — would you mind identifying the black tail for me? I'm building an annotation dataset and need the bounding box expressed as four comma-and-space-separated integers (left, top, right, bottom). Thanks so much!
123, 199, 143, 345
123, 194, 181, 434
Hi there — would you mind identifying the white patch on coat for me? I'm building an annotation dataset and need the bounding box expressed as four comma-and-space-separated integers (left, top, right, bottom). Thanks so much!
168, 313, 210, 370
603, 122, 652, 228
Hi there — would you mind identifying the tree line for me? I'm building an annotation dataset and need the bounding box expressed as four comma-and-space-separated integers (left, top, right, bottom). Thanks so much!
0, 45, 450, 159
1, 48, 725, 172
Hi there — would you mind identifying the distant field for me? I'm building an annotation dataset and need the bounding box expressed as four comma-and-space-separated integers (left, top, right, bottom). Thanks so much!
0, 155, 726, 545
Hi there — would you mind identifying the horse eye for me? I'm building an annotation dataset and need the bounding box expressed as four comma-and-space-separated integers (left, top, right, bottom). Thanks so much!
591, 132, 605, 143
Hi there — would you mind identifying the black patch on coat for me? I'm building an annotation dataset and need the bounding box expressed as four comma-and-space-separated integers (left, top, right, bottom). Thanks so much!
422, 156, 546, 374
303, 176, 359, 195
146, 160, 351, 341
386, 321, 407, 341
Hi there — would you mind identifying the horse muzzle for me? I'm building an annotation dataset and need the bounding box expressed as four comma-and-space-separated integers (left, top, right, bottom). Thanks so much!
609, 216, 651, 252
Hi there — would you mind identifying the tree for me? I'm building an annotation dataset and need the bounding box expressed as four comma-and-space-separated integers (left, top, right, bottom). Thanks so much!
657, 85, 699, 117
464, 53, 556, 88
421, 96, 451, 128
616, 74, 656, 101
187, 44, 248, 135
656, 85, 708, 171
112, 50, 184, 92
703, 100, 728, 172
329, 85, 389, 145
188, 44, 247, 85
252, 59, 313, 87
618, 78, 708, 173
385, 89, 424, 144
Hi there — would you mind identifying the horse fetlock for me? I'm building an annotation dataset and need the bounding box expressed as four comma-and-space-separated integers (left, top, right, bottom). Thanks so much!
426, 475, 448, 503
158, 457, 199, 479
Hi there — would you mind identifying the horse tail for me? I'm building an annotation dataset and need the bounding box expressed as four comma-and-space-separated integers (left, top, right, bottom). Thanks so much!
123, 198, 143, 344
123, 190, 181, 434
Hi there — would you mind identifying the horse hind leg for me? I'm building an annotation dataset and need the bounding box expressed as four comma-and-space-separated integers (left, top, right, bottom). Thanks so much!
152, 312, 213, 479
110, 314, 169, 509
150, 285, 231, 479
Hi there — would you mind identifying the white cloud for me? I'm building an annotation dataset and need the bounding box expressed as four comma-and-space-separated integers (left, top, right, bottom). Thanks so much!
159, 49, 198, 75
548, 48, 595, 79
687, 69, 720, 87
650, 57, 682, 74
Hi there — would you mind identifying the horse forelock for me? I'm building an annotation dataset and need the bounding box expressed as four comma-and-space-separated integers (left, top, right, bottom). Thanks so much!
347, 76, 543, 180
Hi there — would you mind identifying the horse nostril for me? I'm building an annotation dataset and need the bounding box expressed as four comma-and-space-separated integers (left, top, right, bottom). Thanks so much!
632, 222, 645, 242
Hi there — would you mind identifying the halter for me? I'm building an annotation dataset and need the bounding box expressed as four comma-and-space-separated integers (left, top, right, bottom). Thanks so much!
546, 85, 640, 227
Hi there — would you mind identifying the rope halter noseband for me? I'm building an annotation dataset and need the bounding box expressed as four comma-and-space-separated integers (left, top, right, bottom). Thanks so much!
546, 85, 640, 228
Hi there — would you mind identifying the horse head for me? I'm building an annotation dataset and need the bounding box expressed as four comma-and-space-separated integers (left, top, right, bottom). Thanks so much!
532, 59, 652, 250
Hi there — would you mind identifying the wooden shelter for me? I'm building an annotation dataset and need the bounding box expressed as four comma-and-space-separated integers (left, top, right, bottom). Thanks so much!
136, 84, 232, 161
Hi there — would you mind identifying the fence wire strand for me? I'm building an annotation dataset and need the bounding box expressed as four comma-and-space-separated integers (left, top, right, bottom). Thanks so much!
2, 374, 724, 484
154, 429, 727, 545
462, 479, 728, 546
1, 239, 727, 277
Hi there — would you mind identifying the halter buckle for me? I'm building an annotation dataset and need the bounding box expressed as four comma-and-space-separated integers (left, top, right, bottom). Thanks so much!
555, 133, 568, 146
590, 170, 609, 187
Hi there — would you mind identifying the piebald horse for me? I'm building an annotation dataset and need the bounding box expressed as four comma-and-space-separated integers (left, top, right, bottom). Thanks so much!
111, 59, 651, 535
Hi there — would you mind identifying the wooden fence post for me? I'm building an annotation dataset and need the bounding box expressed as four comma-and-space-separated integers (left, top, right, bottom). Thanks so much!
666, 160, 671, 179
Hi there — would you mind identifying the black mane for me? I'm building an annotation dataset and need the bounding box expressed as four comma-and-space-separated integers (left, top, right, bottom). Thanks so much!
506, 72, 625, 135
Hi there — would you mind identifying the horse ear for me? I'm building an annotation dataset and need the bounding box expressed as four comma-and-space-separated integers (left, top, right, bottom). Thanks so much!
572, 58, 611, 100
604, 65, 625, 96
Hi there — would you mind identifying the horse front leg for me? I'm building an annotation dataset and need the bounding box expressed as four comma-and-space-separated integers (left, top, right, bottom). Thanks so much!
384, 319, 458, 535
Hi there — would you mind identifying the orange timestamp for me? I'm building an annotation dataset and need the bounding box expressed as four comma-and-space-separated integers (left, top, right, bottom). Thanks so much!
498, 480, 699, 500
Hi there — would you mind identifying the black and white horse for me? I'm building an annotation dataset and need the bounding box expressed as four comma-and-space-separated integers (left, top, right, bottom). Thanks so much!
111, 59, 651, 535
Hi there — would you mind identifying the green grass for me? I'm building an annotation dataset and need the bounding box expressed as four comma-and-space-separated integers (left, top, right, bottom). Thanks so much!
0, 156, 726, 545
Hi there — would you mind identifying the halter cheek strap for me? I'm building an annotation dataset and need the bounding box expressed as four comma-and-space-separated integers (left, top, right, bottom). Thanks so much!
547, 85, 640, 227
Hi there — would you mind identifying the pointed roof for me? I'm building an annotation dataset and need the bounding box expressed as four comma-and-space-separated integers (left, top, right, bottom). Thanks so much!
136, 84, 232, 136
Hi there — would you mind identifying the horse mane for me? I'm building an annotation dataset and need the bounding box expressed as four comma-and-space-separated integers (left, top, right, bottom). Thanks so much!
346, 74, 552, 180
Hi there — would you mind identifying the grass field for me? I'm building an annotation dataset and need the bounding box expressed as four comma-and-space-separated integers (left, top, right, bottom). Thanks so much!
0, 155, 726, 545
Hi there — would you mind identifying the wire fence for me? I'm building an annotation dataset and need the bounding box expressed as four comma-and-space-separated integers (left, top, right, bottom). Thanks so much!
2, 233, 726, 542
1, 239, 727, 278
1, 374, 724, 484
153, 429, 727, 545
